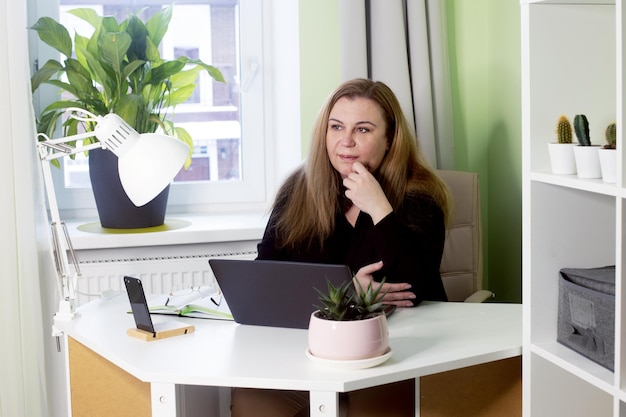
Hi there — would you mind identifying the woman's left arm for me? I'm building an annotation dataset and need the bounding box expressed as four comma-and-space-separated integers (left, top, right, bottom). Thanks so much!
368, 194, 447, 305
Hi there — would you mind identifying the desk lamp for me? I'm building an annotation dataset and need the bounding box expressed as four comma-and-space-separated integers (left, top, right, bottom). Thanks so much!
37, 108, 190, 322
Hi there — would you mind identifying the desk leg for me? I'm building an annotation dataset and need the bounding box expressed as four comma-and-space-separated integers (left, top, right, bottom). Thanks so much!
310, 391, 339, 417
151, 383, 177, 417
415, 378, 420, 417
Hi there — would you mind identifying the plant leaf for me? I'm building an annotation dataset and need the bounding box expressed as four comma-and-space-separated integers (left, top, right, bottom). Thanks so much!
37, 108, 63, 138
99, 32, 132, 76
169, 67, 201, 87
100, 15, 121, 33
125, 14, 149, 62
179, 57, 226, 83
31, 59, 63, 93
78, 48, 110, 98
67, 8, 103, 29
73, 33, 90, 70
41, 99, 87, 114
145, 36, 162, 63
145, 5, 172, 48
167, 84, 196, 107
174, 126, 194, 169
148, 60, 186, 85
122, 59, 146, 80
30, 17, 73, 58
116, 94, 149, 132
65, 65, 96, 100
45, 79, 79, 98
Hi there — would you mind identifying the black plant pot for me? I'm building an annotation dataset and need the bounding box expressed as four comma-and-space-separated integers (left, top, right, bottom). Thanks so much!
88, 148, 170, 229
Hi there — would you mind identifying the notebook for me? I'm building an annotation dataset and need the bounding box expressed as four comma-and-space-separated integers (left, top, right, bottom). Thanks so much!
208, 259, 353, 329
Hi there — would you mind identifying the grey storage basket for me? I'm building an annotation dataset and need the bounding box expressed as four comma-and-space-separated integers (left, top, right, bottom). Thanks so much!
557, 266, 615, 371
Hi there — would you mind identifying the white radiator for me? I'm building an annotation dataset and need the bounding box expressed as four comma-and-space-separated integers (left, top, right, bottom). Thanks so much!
74, 249, 257, 306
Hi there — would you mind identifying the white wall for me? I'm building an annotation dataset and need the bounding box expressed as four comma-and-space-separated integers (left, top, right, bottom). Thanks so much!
0, 0, 63, 415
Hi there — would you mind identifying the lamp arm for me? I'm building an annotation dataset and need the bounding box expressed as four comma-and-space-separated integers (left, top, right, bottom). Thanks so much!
37, 131, 103, 161
38, 143, 81, 321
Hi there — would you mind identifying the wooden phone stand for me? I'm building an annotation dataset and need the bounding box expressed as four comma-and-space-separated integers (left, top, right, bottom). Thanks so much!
127, 321, 195, 342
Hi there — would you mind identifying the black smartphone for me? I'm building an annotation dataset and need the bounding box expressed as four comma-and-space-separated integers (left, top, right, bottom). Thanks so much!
124, 276, 155, 333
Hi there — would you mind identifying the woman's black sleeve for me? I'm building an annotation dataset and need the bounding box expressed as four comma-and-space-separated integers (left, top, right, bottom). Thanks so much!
256, 207, 284, 260
368, 195, 447, 305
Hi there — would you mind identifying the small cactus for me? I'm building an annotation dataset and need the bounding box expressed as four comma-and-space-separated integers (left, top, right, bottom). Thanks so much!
604, 122, 616, 149
574, 114, 591, 146
556, 115, 573, 144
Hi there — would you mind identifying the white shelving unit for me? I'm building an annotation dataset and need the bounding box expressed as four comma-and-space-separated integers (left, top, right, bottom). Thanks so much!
521, 1, 625, 416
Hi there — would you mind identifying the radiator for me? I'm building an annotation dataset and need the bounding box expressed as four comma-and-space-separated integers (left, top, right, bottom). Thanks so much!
74, 249, 257, 306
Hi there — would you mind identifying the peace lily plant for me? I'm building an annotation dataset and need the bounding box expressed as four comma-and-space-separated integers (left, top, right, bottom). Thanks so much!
30, 6, 225, 168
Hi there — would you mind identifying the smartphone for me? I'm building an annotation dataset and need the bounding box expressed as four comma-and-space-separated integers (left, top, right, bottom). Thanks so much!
124, 276, 155, 334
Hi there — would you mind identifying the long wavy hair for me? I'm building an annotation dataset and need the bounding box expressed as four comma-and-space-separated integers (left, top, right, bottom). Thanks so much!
272, 78, 451, 250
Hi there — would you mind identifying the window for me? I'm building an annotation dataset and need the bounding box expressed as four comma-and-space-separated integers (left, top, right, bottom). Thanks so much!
31, 0, 290, 218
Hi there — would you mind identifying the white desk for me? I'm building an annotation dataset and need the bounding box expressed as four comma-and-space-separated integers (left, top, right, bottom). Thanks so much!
55, 295, 522, 417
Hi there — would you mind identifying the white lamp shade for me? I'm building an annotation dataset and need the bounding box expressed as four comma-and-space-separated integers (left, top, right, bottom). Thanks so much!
117, 133, 190, 206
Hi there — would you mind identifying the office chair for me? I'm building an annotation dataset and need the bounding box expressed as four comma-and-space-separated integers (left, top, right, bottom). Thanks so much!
437, 170, 493, 302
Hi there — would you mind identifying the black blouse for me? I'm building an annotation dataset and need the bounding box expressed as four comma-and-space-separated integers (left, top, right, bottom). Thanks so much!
257, 193, 448, 306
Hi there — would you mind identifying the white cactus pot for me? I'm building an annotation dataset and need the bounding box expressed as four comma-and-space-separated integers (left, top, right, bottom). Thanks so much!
598, 148, 617, 183
573, 145, 602, 179
547, 143, 577, 175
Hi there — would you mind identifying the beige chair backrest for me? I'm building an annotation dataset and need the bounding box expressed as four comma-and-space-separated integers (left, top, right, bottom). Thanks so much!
437, 170, 487, 302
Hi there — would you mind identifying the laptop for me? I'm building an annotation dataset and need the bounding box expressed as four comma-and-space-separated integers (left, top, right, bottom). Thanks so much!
208, 259, 353, 329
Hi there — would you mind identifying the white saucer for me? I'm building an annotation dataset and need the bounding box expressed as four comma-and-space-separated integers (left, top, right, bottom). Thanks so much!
305, 347, 393, 370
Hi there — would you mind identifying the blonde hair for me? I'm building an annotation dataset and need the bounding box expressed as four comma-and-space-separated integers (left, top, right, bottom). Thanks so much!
272, 78, 451, 250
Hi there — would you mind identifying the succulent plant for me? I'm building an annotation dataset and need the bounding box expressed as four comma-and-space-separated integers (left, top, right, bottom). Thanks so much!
314, 277, 387, 321
574, 114, 591, 146
604, 122, 616, 149
556, 115, 573, 144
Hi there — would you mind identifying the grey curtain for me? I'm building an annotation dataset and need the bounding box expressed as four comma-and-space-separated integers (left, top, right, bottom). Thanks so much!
339, 0, 455, 169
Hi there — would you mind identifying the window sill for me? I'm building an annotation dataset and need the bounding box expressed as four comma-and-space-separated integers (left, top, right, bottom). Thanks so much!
65, 212, 269, 251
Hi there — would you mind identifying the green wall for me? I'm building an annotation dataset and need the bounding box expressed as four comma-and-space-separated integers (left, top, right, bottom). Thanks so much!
446, 0, 522, 302
487, 1, 521, 303
299, 0, 522, 303
299, 0, 340, 155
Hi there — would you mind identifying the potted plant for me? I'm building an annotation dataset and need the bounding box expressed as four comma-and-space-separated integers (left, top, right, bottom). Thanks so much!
598, 122, 617, 183
30, 6, 224, 228
572, 114, 602, 179
548, 115, 577, 175
308, 277, 390, 362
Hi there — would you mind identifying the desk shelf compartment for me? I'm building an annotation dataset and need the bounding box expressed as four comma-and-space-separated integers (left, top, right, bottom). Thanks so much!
528, 183, 616, 337
529, 354, 613, 417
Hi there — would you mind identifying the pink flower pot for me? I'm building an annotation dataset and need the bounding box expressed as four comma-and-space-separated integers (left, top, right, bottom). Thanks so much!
307, 311, 389, 360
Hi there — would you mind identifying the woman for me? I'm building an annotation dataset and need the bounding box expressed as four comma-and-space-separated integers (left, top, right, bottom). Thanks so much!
231, 78, 451, 417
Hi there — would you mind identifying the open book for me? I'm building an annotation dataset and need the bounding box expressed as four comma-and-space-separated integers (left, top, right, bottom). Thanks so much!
147, 287, 233, 321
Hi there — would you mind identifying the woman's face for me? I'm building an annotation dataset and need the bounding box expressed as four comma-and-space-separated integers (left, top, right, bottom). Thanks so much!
326, 96, 389, 179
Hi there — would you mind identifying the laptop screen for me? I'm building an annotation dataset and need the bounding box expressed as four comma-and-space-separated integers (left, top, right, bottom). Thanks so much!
209, 259, 353, 329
